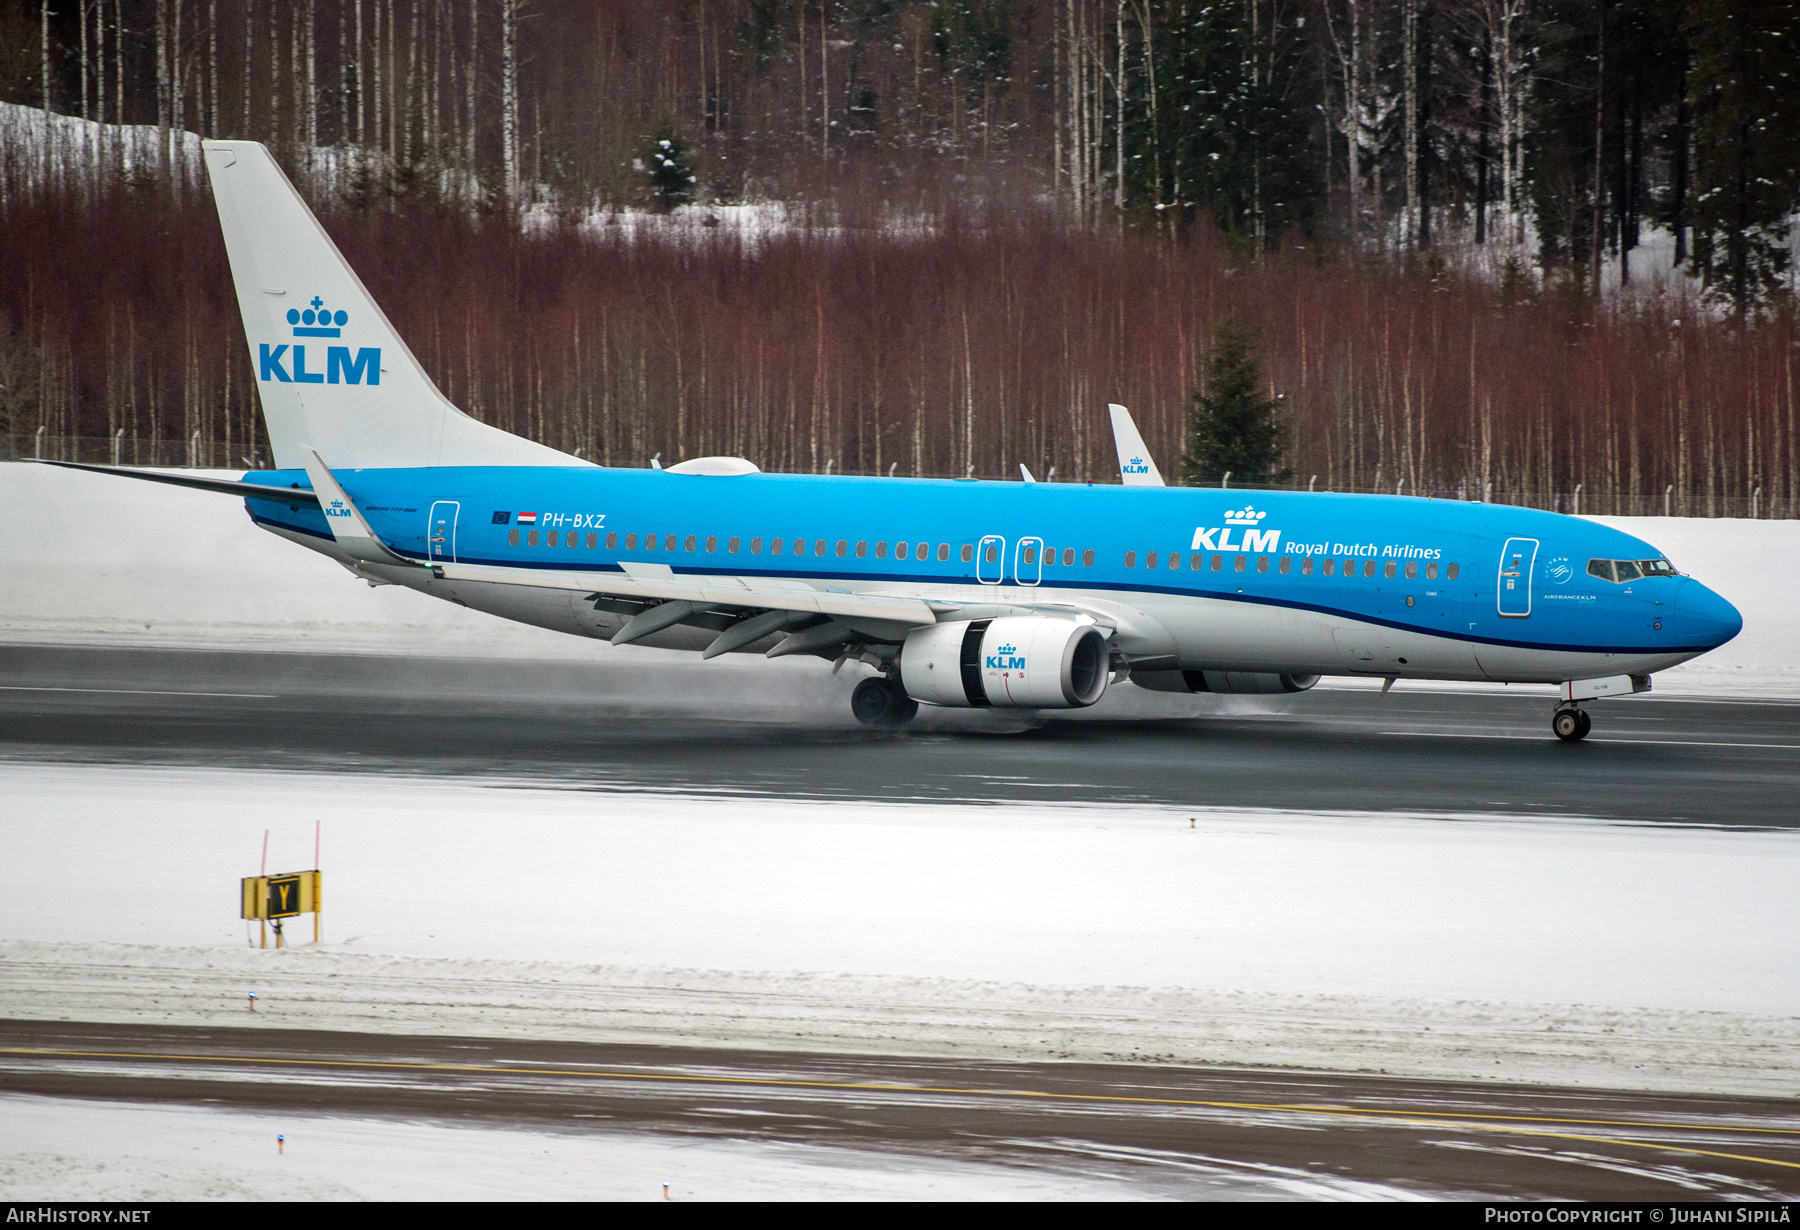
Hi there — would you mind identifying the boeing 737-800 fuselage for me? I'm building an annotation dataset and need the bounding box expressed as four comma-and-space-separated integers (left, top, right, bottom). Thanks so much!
40, 140, 1742, 741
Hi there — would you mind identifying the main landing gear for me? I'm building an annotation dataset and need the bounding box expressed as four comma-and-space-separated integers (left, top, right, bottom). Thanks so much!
852, 676, 919, 728
1552, 704, 1592, 742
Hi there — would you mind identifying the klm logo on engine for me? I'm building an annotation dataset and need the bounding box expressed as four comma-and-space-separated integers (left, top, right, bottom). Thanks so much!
259, 295, 380, 386
986, 643, 1026, 670
1191, 504, 1280, 553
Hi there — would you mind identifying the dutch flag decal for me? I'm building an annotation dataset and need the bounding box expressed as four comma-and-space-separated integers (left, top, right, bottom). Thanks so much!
517, 512, 538, 525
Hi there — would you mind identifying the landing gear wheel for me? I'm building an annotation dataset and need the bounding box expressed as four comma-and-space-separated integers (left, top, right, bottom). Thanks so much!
852, 677, 918, 728
1552, 707, 1591, 742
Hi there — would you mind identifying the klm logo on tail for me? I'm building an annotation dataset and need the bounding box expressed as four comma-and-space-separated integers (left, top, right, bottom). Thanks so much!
259, 295, 381, 386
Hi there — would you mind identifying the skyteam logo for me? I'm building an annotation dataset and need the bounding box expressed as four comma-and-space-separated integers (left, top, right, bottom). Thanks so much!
259, 295, 381, 386
986, 643, 1026, 670
1191, 504, 1280, 553
1123, 455, 1152, 476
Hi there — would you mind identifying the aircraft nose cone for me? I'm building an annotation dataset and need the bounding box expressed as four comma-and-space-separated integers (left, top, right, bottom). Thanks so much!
1678, 580, 1742, 648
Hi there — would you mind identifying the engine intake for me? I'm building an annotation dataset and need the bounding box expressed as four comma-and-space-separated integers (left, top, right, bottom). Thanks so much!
901, 617, 1110, 709
1132, 670, 1320, 695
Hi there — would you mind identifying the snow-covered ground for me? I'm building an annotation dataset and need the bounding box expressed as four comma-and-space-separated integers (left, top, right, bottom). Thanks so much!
2, 763, 1797, 1096
2, 462, 1795, 694
0, 1093, 1197, 1202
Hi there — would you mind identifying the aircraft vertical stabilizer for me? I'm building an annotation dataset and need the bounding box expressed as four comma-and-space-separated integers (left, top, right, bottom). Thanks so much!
202, 140, 583, 471
1108, 404, 1166, 486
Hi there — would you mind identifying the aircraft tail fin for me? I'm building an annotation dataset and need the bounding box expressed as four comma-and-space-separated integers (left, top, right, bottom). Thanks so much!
1108, 404, 1166, 486
202, 140, 583, 472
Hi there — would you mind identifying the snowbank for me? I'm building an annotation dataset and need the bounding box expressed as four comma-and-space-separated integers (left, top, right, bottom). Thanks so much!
0, 1094, 1183, 1201
2, 763, 1796, 1095
2, 462, 1794, 695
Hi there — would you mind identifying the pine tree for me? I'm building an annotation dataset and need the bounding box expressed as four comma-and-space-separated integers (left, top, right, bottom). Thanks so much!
1180, 314, 1289, 487
648, 135, 697, 211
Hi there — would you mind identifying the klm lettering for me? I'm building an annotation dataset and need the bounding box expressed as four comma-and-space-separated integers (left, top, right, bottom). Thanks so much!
1191, 526, 1281, 553
259, 344, 382, 385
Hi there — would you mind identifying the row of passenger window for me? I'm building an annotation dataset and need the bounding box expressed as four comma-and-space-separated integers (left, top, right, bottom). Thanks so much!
1124, 551, 1460, 581
506, 527, 1104, 568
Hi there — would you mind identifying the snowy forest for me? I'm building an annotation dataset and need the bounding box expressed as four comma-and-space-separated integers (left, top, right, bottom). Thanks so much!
2, 0, 1798, 516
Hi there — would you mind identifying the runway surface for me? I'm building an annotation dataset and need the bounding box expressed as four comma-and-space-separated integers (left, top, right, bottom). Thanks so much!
2, 645, 1797, 823
2, 1020, 1796, 1200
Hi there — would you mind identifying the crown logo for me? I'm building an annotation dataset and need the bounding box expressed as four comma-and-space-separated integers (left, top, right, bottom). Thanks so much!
996, 644, 1018, 654
1223, 505, 1267, 526
288, 295, 346, 338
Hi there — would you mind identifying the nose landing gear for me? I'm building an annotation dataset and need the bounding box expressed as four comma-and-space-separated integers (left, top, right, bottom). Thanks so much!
1552, 705, 1592, 742
852, 676, 919, 728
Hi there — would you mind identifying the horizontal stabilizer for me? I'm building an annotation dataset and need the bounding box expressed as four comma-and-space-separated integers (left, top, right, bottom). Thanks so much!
28, 459, 322, 505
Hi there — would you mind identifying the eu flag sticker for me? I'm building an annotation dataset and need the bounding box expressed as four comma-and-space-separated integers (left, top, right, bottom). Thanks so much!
491, 511, 511, 524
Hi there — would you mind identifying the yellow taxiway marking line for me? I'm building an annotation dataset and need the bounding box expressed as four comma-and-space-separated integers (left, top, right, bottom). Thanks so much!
5, 1046, 1799, 1171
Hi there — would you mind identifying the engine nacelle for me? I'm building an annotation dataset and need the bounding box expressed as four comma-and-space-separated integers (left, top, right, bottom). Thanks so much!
901, 617, 1110, 709
1133, 670, 1320, 695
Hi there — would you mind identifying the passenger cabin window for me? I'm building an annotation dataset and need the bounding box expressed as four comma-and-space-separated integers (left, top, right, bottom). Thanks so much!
836, 540, 848, 557
856, 541, 867, 558
508, 529, 520, 546
895, 542, 908, 559
750, 537, 761, 554
875, 541, 888, 559
685, 535, 697, 552
728, 537, 740, 553
942, 544, 953, 562
1404, 561, 1417, 579
1145, 551, 1157, 569
771, 538, 783, 555
1447, 563, 1459, 579
528, 530, 540, 547
1279, 557, 1291, 575
1383, 560, 1396, 578
706, 536, 717, 553
815, 540, 827, 556
1425, 561, 1437, 580
794, 539, 806, 556
1301, 557, 1313, 575
1063, 548, 1075, 566
1234, 555, 1247, 572
1082, 549, 1094, 566
1257, 556, 1270, 573
664, 534, 677, 551
546, 530, 559, 547
606, 532, 618, 549
1023, 546, 1036, 564
625, 533, 637, 549
1323, 558, 1335, 575
569, 533, 579, 549
1124, 551, 1137, 568
1363, 560, 1376, 577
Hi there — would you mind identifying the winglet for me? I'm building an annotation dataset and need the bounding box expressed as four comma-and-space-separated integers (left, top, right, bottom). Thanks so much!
1108, 404, 1166, 486
298, 446, 417, 565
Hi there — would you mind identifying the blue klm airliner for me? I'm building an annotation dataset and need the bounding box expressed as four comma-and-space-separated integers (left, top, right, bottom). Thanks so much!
41, 141, 1742, 741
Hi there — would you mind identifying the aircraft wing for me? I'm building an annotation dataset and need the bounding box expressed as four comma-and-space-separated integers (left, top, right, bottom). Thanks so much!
1108, 404, 1166, 486
28, 459, 323, 505
436, 560, 938, 628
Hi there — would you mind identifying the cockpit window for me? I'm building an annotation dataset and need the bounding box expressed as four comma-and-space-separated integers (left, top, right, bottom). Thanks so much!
1588, 557, 1675, 583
